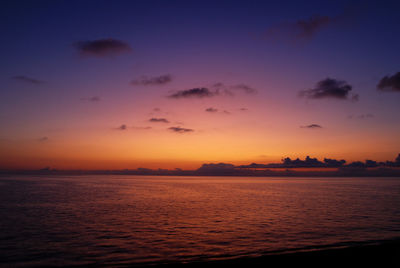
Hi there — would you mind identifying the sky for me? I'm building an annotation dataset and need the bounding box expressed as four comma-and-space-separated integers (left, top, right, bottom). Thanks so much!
0, 0, 400, 170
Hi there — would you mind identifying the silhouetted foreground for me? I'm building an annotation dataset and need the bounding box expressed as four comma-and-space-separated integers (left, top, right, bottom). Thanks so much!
129, 240, 400, 267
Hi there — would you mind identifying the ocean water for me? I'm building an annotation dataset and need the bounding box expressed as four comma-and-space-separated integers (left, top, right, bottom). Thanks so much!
0, 175, 400, 266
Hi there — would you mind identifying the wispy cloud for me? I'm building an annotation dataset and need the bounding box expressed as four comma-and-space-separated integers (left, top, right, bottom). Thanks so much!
348, 113, 374, 119
117, 124, 127, 130
13, 75, 44, 85
168, 127, 194, 133
81, 96, 101, 102
168, 88, 216, 99
293, 15, 332, 40
300, 124, 322, 129
74, 38, 132, 57
265, 15, 334, 42
149, 118, 169, 123
231, 84, 257, 94
205, 107, 218, 113
377, 72, 400, 92
131, 74, 172, 86
299, 78, 358, 101
132, 126, 152, 130
38, 136, 49, 142
213, 82, 257, 95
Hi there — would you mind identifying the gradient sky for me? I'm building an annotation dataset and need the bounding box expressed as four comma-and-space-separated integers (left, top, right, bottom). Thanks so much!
1, 0, 400, 170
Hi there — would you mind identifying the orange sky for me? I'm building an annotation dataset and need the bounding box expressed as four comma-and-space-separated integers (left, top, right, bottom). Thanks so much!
1, 1, 400, 170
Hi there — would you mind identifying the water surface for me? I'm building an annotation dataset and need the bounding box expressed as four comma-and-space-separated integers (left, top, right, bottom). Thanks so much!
1, 175, 400, 266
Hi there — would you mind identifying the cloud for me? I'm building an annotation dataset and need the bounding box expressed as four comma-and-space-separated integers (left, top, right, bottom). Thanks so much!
231, 84, 257, 94
212, 83, 234, 96
299, 78, 357, 101
351, 93, 359, 102
358, 113, 374, 119
294, 15, 332, 40
197, 163, 235, 172
13, 75, 44, 85
265, 15, 333, 42
149, 118, 169, 123
131, 74, 172, 86
377, 72, 400, 92
74, 38, 132, 57
301, 124, 322, 129
81, 96, 101, 102
205, 107, 230, 114
167, 82, 257, 99
213, 82, 224, 88
239, 108, 248, 111
348, 113, 374, 119
132, 126, 152, 130
212, 82, 256, 96
168, 88, 216, 99
168, 127, 194, 133
118, 124, 127, 130
205, 107, 218, 113
38, 136, 49, 142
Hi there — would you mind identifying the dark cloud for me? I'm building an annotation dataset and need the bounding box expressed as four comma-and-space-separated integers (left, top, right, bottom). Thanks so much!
38, 136, 49, 142
168, 127, 194, 133
168, 83, 256, 99
13, 75, 44, 85
205, 107, 230, 114
299, 78, 357, 101
205, 107, 218, 113
301, 124, 322, 129
282, 156, 324, 167
131, 74, 172, 86
118, 124, 127, 130
81, 96, 101, 102
197, 163, 235, 172
168, 88, 216, 99
239, 108, 248, 111
265, 15, 333, 42
74, 38, 132, 57
149, 118, 169, 123
324, 158, 347, 167
153, 108, 161, 112
377, 72, 400, 92
223, 154, 400, 170
231, 84, 257, 94
239, 156, 346, 169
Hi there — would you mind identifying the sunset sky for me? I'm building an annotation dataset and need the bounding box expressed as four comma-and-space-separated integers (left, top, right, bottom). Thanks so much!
1, 0, 399, 170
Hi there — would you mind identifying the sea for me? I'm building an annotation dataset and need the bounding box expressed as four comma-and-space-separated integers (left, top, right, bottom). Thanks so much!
0, 175, 399, 266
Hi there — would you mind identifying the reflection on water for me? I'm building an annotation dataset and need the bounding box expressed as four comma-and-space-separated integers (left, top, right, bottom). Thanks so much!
0, 176, 400, 266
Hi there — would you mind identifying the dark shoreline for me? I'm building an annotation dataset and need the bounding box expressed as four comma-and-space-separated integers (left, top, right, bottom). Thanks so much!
124, 239, 400, 267
5, 234, 400, 267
